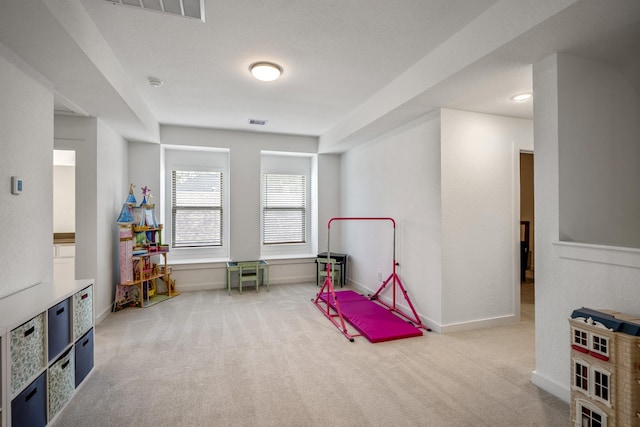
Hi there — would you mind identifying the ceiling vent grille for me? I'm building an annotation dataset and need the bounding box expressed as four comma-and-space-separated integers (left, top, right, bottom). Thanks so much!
105, 0, 205, 21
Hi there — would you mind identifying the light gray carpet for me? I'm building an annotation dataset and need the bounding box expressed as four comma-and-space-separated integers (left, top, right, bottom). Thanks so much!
53, 282, 568, 426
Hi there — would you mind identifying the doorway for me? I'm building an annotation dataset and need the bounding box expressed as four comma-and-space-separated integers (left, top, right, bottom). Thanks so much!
520, 152, 534, 311
53, 149, 76, 281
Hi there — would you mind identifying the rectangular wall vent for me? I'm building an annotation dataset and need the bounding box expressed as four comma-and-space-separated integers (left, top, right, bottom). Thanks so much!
105, 0, 205, 21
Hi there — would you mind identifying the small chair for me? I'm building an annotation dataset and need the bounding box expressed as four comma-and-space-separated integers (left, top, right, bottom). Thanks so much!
317, 258, 341, 287
238, 261, 260, 294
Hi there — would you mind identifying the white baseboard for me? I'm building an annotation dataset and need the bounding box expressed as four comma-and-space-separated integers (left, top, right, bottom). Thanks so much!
176, 276, 316, 293
176, 282, 222, 292
270, 276, 316, 285
96, 305, 112, 325
347, 280, 519, 334
440, 314, 517, 333
531, 370, 570, 403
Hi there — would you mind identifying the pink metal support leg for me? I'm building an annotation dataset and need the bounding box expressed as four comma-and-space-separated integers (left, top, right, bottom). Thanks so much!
370, 271, 427, 330
312, 263, 359, 342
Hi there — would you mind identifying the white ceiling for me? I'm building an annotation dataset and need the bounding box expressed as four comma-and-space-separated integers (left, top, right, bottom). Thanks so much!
1, 0, 639, 151
79, 0, 498, 135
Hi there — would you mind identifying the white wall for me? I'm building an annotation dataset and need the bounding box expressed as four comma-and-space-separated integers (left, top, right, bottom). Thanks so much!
558, 54, 640, 248
134, 125, 332, 291
128, 141, 161, 212
97, 121, 128, 321
317, 154, 341, 253
55, 115, 128, 322
440, 109, 533, 329
0, 44, 125, 320
532, 52, 640, 402
53, 165, 75, 233
340, 109, 533, 332
0, 48, 53, 299
231, 142, 261, 260
341, 112, 443, 328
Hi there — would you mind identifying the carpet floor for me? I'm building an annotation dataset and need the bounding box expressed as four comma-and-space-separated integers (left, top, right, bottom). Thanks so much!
52, 281, 569, 427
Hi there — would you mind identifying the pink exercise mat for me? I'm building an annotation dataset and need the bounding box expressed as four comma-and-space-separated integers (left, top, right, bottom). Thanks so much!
317, 290, 423, 343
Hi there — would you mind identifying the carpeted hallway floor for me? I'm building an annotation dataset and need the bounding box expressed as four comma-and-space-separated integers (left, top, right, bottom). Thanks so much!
52, 282, 568, 427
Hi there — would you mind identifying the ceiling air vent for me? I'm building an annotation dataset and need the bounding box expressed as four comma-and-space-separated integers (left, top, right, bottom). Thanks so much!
249, 119, 268, 126
105, 0, 205, 21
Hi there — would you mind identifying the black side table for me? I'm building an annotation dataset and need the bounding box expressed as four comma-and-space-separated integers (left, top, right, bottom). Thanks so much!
316, 252, 347, 287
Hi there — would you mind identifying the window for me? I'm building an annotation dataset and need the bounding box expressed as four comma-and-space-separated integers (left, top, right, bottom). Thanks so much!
579, 403, 605, 427
592, 335, 609, 357
260, 151, 314, 258
571, 327, 611, 361
262, 173, 306, 245
573, 328, 588, 349
573, 358, 611, 406
574, 360, 589, 392
593, 368, 610, 403
171, 170, 223, 248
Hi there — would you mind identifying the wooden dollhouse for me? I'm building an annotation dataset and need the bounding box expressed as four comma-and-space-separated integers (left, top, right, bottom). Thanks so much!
569, 307, 640, 427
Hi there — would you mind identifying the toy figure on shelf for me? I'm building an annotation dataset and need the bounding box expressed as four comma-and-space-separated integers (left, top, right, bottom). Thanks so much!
140, 185, 158, 228
140, 185, 150, 205
126, 183, 137, 205
116, 183, 137, 224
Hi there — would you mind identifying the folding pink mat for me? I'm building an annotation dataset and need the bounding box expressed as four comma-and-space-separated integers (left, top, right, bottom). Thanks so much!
318, 290, 423, 343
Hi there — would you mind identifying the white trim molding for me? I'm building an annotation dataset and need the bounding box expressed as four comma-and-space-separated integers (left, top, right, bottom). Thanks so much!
553, 241, 640, 269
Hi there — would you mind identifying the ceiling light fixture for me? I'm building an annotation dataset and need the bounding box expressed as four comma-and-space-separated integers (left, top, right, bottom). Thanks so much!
148, 77, 163, 88
250, 62, 282, 82
510, 92, 532, 102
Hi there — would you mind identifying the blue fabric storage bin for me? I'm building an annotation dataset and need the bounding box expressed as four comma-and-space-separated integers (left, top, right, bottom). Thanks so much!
48, 298, 71, 361
75, 328, 94, 387
12, 372, 47, 427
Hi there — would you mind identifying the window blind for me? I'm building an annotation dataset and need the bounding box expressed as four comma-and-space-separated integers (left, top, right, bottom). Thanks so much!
262, 173, 306, 244
171, 170, 223, 247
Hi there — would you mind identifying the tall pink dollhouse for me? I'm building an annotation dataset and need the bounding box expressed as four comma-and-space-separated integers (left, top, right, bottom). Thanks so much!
114, 185, 176, 310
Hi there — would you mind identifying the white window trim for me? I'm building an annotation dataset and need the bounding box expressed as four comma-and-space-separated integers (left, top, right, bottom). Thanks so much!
260, 151, 314, 258
163, 146, 230, 263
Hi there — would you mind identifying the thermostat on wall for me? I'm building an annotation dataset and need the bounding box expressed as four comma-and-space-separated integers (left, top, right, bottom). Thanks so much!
11, 176, 22, 195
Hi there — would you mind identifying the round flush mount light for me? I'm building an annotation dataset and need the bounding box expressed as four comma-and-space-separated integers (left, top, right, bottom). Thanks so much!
148, 77, 163, 88
510, 92, 532, 102
249, 62, 282, 82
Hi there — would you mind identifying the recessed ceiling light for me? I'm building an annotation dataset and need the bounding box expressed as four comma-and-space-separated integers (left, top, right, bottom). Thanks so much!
511, 93, 532, 102
148, 77, 163, 87
249, 62, 282, 82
